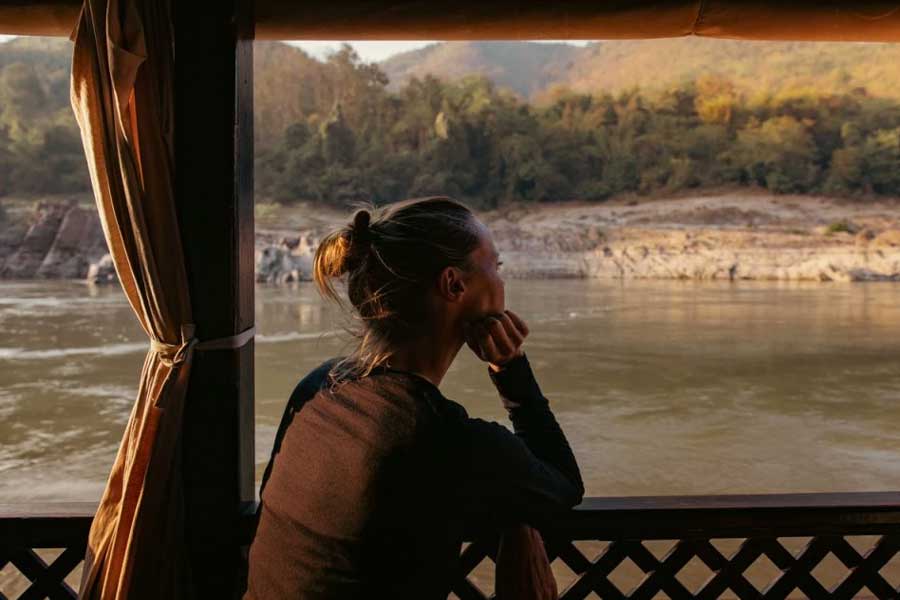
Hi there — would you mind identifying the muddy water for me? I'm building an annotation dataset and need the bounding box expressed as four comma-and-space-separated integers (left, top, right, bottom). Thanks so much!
2, 279, 900, 503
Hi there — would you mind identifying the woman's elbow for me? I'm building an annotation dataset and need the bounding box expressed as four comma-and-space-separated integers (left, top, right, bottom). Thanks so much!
567, 480, 585, 508
554, 477, 583, 510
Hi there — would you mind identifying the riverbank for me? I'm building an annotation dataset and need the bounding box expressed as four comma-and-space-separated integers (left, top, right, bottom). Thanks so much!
255, 192, 900, 282
483, 192, 900, 281
2, 192, 899, 282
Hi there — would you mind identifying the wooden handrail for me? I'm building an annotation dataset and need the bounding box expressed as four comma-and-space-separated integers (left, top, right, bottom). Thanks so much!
5, 491, 900, 521
4, 491, 900, 544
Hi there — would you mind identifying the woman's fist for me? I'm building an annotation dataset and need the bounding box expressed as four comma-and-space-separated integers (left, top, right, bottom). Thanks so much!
464, 309, 530, 371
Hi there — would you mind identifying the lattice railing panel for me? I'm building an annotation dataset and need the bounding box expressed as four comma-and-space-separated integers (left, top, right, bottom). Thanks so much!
449, 534, 900, 600
0, 547, 84, 600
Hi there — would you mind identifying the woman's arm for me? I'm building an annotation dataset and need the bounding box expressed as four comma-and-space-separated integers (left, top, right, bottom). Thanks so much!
444, 353, 584, 526
489, 353, 583, 500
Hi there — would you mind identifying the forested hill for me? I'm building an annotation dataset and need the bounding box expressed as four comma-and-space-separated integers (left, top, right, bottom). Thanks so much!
0, 37, 89, 197
3, 37, 900, 208
382, 39, 900, 102
8, 37, 900, 158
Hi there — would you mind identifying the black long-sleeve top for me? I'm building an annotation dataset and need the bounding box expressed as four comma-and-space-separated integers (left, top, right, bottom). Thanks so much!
245, 353, 583, 600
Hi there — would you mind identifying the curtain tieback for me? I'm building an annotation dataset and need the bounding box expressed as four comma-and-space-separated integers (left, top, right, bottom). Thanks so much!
150, 325, 256, 366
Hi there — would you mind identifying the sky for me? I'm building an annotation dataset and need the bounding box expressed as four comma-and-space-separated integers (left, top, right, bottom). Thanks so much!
289, 40, 591, 62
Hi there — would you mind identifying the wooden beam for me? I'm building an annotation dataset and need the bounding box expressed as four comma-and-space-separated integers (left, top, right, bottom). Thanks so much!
253, 0, 900, 41
253, 0, 700, 40
173, 0, 254, 596
0, 1, 81, 37
4, 0, 900, 41
7, 0, 900, 42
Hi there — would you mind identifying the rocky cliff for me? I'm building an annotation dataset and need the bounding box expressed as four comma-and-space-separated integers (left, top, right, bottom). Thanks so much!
0, 200, 108, 279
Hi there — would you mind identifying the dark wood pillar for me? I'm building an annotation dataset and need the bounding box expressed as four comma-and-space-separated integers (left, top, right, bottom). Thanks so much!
174, 1, 255, 597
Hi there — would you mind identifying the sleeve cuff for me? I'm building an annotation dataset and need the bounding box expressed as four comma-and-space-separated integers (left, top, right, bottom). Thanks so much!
488, 353, 545, 409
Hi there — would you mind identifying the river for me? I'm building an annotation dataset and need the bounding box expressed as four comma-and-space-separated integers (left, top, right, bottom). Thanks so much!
2, 279, 900, 502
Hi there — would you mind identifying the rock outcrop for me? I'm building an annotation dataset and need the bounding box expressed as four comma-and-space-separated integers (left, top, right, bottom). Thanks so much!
37, 203, 108, 279
483, 195, 900, 282
255, 235, 317, 284
0, 200, 108, 279
2, 194, 900, 283
86, 254, 117, 284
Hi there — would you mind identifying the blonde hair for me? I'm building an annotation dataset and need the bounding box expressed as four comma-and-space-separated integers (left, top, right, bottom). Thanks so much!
313, 197, 481, 383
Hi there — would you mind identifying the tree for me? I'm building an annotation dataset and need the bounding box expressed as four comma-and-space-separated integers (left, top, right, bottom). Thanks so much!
320, 103, 356, 165
732, 116, 819, 192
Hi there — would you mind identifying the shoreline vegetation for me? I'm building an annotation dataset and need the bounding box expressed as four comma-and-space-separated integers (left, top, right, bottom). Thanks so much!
252, 45, 900, 210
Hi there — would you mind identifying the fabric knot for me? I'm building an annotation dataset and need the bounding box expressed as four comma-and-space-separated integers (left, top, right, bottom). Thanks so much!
150, 323, 197, 367
150, 324, 256, 366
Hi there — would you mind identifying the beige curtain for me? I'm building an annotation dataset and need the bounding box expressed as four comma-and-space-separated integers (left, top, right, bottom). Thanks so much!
70, 0, 196, 597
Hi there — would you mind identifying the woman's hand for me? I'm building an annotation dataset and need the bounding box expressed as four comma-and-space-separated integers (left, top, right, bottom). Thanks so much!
464, 309, 530, 372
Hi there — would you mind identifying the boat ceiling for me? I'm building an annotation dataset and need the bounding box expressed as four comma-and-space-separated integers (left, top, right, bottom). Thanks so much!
2, 1, 899, 42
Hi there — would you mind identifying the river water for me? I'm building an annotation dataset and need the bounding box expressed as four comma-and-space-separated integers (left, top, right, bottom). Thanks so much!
2, 279, 900, 502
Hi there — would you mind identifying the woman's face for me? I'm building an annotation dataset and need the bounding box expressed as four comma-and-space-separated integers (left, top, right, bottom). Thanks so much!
461, 219, 506, 320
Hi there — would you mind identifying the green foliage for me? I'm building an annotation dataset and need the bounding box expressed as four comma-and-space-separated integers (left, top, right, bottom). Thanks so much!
732, 117, 819, 193
4, 38, 900, 207
0, 39, 90, 197
252, 56, 900, 206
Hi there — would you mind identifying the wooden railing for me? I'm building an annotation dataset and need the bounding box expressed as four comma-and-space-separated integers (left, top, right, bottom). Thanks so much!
2, 492, 900, 599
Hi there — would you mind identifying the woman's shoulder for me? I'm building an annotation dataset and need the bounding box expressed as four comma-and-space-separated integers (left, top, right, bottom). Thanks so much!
286, 357, 344, 408
286, 357, 469, 423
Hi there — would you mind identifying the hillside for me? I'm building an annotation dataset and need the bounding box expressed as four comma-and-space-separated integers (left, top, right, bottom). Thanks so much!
0, 36, 70, 72
380, 41, 580, 98
381, 39, 900, 101
4, 37, 900, 208
0, 36, 71, 113
254, 42, 329, 144
7, 37, 900, 144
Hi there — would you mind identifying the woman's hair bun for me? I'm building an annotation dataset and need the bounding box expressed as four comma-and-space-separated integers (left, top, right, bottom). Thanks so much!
350, 209, 372, 250
352, 209, 371, 235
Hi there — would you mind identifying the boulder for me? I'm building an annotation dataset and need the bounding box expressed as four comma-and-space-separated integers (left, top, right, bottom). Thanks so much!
256, 240, 314, 284
87, 254, 117, 284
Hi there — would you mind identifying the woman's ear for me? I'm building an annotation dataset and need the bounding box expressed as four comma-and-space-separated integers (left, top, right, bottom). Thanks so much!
438, 266, 467, 302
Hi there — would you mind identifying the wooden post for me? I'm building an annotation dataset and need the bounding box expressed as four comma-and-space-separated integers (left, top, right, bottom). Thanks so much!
173, 1, 254, 597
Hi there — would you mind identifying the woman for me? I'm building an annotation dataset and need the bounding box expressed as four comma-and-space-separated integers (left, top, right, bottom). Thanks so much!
245, 197, 583, 599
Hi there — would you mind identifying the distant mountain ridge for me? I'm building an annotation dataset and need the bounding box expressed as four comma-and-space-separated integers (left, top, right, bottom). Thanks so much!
6, 36, 900, 103
380, 41, 581, 98
380, 39, 900, 101
6, 37, 900, 115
